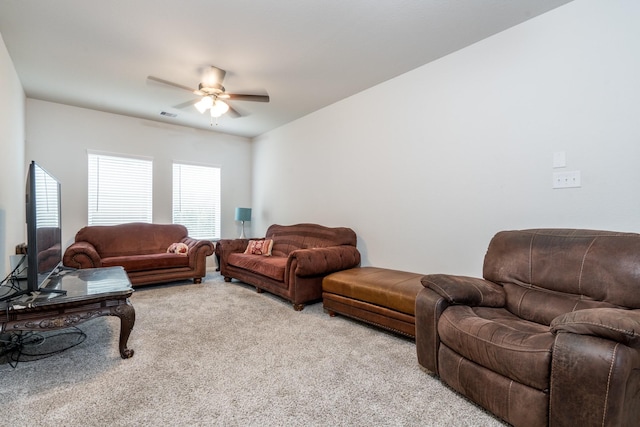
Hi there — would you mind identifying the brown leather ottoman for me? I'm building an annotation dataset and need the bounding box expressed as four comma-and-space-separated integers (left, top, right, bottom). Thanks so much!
322, 266, 424, 338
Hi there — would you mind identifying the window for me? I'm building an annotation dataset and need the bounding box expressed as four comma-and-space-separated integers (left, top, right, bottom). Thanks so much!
172, 162, 221, 239
88, 152, 153, 225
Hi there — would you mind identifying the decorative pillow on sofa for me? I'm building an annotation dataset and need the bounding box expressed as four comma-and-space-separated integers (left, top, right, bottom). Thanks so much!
167, 242, 189, 255
244, 239, 274, 256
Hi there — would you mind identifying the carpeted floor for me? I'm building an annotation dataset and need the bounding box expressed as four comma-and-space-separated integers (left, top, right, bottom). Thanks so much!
0, 272, 507, 426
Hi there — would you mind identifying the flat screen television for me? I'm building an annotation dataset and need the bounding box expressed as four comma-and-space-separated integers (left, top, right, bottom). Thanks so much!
1, 161, 66, 301
27, 160, 65, 295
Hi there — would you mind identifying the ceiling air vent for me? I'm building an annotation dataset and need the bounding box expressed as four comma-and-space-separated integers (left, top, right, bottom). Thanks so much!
160, 111, 177, 118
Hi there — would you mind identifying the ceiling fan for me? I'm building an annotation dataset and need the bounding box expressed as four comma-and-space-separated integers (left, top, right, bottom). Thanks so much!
147, 65, 269, 120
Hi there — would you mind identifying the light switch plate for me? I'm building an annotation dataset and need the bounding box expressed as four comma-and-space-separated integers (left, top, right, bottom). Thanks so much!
553, 151, 566, 168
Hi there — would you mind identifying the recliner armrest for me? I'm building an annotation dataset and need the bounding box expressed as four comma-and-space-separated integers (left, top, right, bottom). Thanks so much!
289, 246, 361, 276
421, 274, 505, 307
415, 287, 450, 374
550, 308, 640, 348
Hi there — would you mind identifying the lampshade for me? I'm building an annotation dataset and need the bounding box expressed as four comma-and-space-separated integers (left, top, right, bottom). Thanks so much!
195, 96, 213, 113
210, 100, 230, 118
235, 207, 252, 222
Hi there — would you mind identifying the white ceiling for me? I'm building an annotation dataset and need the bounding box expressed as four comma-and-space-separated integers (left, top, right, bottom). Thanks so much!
0, 0, 572, 138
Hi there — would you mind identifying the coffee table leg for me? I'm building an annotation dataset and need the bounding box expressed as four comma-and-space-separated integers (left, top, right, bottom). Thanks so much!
114, 300, 135, 359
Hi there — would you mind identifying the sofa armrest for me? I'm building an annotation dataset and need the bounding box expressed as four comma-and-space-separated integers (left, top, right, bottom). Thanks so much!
216, 238, 251, 256
550, 308, 640, 348
289, 246, 361, 277
216, 238, 251, 276
420, 274, 505, 307
62, 241, 102, 269
181, 237, 214, 268
181, 237, 215, 257
177, 237, 214, 279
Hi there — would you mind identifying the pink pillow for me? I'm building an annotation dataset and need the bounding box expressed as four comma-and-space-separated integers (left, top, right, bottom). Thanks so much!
244, 239, 274, 256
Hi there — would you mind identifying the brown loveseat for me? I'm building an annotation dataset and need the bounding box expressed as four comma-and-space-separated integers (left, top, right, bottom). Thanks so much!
415, 229, 640, 427
63, 222, 214, 286
216, 223, 361, 310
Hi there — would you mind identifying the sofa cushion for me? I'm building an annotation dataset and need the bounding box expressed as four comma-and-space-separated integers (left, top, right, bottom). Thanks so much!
503, 282, 619, 326
228, 253, 287, 281
266, 223, 357, 257
102, 253, 190, 272
438, 306, 554, 391
483, 229, 640, 315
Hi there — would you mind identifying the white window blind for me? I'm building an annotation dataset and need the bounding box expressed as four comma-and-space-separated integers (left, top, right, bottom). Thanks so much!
88, 152, 153, 225
172, 162, 220, 239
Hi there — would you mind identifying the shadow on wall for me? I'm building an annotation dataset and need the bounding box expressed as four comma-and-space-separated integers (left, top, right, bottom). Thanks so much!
357, 234, 370, 267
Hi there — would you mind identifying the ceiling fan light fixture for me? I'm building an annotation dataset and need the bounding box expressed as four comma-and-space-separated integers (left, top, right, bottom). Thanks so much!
210, 100, 229, 118
195, 96, 213, 113
149, 66, 268, 121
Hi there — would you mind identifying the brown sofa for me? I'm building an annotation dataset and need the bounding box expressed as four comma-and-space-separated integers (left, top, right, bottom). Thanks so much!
63, 222, 214, 286
216, 223, 361, 310
415, 229, 640, 427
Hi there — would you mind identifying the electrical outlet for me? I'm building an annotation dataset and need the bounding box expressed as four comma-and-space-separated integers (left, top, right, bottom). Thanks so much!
553, 171, 581, 189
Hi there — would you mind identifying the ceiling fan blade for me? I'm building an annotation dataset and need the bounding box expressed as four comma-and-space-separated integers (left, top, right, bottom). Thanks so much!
226, 94, 270, 103
226, 104, 242, 118
147, 76, 202, 95
173, 99, 199, 109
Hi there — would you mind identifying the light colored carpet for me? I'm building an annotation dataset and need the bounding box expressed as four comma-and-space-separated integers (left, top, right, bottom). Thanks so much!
0, 273, 507, 426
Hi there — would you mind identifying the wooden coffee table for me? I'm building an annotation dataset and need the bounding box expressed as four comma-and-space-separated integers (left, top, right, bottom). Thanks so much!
0, 266, 135, 359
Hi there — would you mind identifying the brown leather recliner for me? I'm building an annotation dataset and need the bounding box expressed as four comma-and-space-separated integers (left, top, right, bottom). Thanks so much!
415, 229, 640, 427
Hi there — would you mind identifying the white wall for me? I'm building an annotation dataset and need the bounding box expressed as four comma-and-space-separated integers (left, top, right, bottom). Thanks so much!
26, 100, 253, 263
252, 0, 640, 276
0, 34, 26, 275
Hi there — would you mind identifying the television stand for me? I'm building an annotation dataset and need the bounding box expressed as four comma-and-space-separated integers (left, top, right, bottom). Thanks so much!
0, 266, 135, 359
33, 273, 68, 296
37, 287, 67, 295
0, 284, 67, 303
